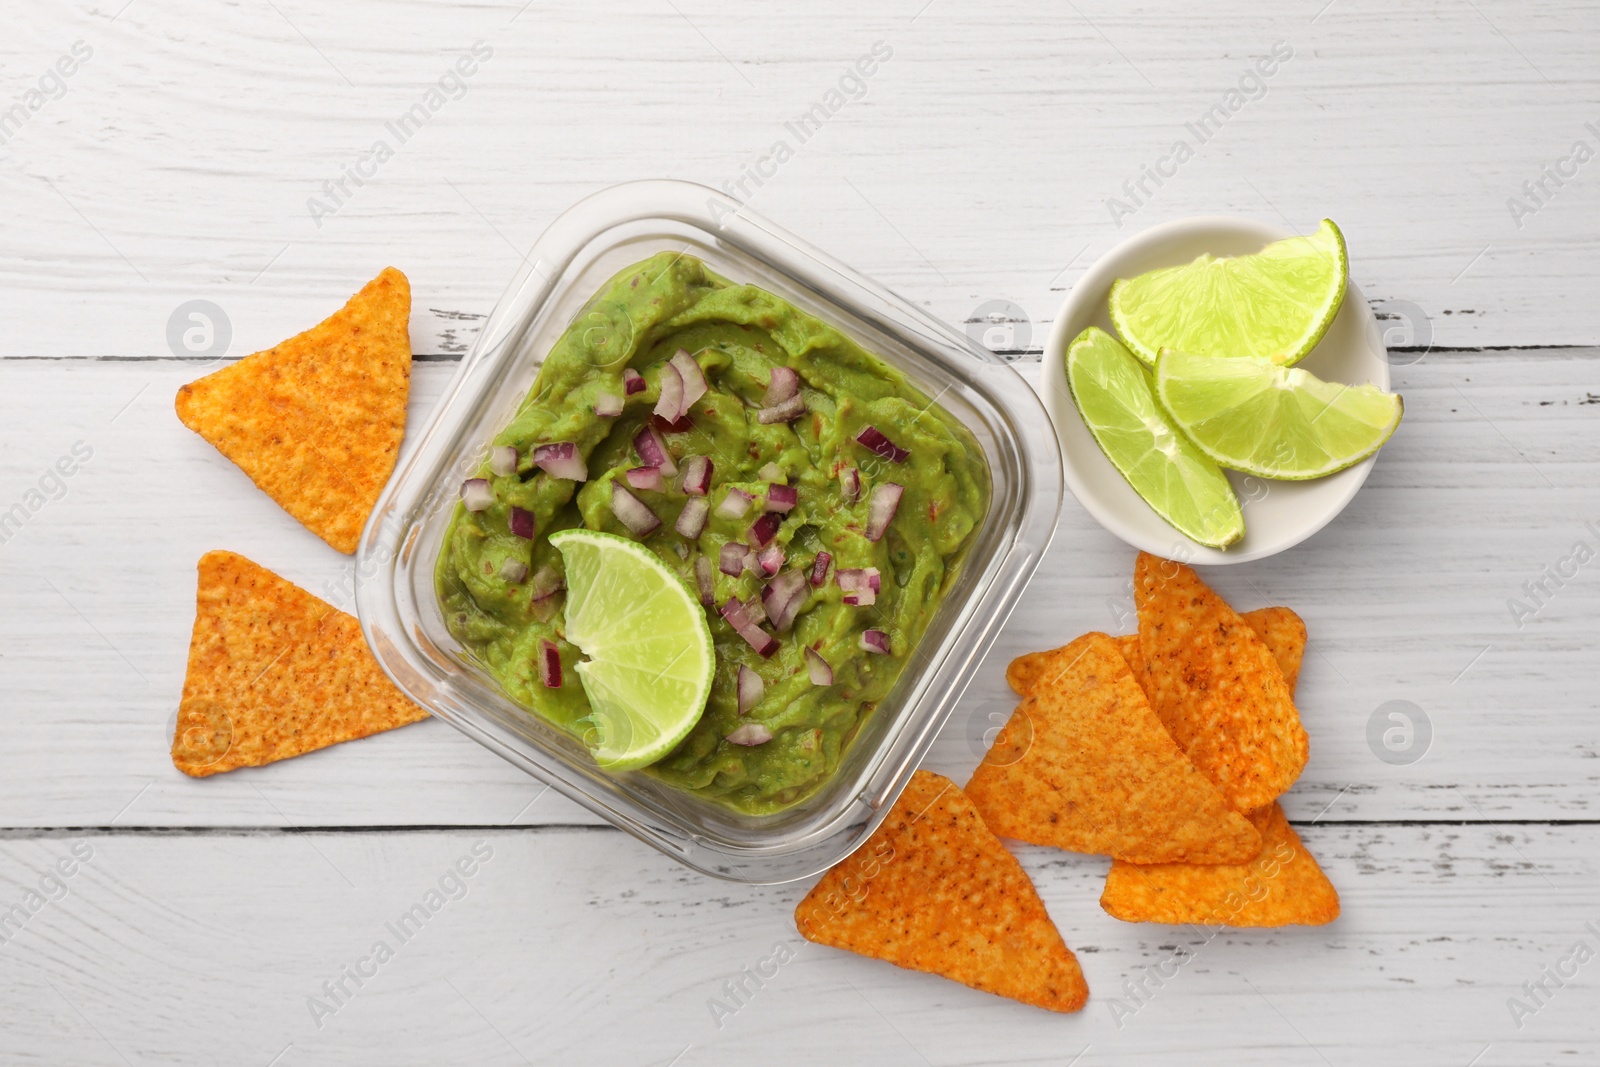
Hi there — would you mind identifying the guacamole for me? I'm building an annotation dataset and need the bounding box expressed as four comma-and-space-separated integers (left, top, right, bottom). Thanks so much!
437, 252, 988, 814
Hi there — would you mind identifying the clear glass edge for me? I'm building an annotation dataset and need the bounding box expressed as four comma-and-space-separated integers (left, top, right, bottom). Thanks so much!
356, 180, 1063, 883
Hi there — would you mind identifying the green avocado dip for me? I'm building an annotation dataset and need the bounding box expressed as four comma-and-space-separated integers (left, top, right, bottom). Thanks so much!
436, 252, 989, 814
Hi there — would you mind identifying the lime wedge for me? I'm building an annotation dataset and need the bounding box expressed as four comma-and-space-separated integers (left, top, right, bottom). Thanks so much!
1154, 348, 1403, 480
548, 528, 714, 771
1066, 327, 1244, 548
1109, 219, 1348, 367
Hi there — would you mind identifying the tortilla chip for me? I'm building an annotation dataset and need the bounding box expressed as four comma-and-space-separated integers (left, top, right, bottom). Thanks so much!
1005, 606, 1306, 696
171, 550, 427, 776
1133, 553, 1308, 812
175, 268, 412, 554
1238, 606, 1306, 692
967, 634, 1261, 864
1100, 802, 1339, 927
795, 770, 1088, 1013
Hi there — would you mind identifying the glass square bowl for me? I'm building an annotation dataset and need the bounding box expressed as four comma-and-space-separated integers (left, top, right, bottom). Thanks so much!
356, 180, 1061, 883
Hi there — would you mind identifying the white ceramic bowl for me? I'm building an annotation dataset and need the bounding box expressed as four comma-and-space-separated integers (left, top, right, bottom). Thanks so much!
1041, 216, 1392, 565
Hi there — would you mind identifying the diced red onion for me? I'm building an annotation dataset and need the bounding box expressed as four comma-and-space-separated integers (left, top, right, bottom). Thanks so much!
721, 597, 752, 629
836, 567, 880, 607
762, 366, 799, 407
594, 392, 624, 417
805, 647, 834, 686
725, 722, 773, 746
759, 461, 785, 483
720, 598, 778, 657
840, 467, 861, 504
530, 564, 564, 602
748, 511, 782, 547
679, 455, 713, 496
670, 349, 708, 410
653, 413, 694, 434
766, 483, 798, 513
509, 507, 537, 540
498, 558, 529, 582
756, 541, 784, 577
761, 569, 807, 632
673, 541, 689, 559
460, 478, 493, 512
676, 496, 710, 539
860, 629, 891, 655
719, 542, 750, 577
864, 483, 904, 543
757, 395, 806, 424
533, 442, 588, 482
654, 361, 685, 423
538, 639, 562, 688
856, 425, 909, 463
632, 426, 677, 476
694, 555, 715, 605
611, 482, 661, 536
736, 665, 764, 716
717, 488, 753, 520
489, 445, 518, 477
625, 466, 664, 492
743, 593, 768, 626
810, 552, 832, 587
623, 367, 645, 395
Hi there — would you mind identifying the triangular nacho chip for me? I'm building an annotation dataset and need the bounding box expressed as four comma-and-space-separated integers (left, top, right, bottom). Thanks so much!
1100, 802, 1339, 927
1005, 606, 1306, 697
968, 634, 1261, 864
1133, 553, 1308, 811
795, 770, 1088, 1013
175, 268, 412, 553
171, 550, 426, 776
1233, 605, 1306, 692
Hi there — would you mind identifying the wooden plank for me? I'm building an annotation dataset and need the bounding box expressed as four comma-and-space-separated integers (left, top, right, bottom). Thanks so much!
2, 0, 1600, 359
0, 353, 1596, 826
0, 824, 1595, 1064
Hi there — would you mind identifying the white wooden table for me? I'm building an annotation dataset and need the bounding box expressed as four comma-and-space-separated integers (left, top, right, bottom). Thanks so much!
4, 2, 1598, 1063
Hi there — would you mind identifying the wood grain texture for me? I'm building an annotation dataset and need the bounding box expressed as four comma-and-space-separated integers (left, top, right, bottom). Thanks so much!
3, 0, 1599, 360
4, 3, 1599, 1059
0, 354, 1595, 826
0, 825, 1595, 1065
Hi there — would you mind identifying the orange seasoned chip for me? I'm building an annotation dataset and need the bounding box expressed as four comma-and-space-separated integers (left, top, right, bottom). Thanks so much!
1100, 802, 1339, 927
171, 550, 427, 776
1005, 606, 1307, 697
1237, 605, 1306, 692
968, 634, 1261, 864
175, 268, 412, 553
795, 770, 1088, 1013
1133, 553, 1308, 811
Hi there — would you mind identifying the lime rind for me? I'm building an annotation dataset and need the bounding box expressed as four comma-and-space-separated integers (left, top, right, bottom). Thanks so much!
1066, 327, 1244, 548
1154, 347, 1403, 481
548, 528, 715, 772
1109, 219, 1348, 369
